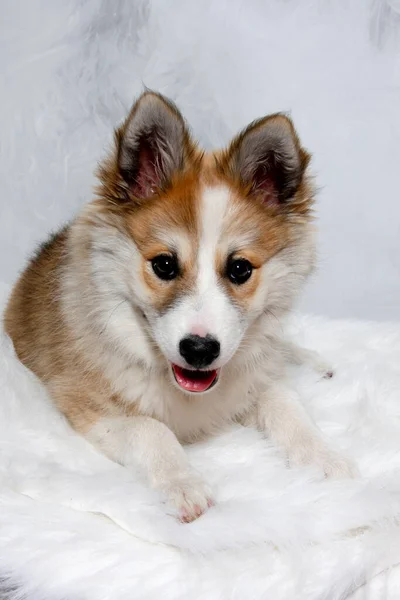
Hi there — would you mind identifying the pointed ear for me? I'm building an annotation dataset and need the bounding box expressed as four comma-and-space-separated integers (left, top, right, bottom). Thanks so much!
115, 91, 195, 199
219, 114, 311, 207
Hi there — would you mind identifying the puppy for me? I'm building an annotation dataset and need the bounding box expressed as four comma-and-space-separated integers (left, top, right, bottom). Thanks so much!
4, 91, 355, 523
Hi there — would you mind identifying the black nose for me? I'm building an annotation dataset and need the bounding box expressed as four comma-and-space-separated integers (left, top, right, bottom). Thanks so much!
179, 334, 220, 369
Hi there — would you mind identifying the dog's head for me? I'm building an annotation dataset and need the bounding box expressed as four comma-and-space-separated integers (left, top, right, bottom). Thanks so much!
88, 92, 315, 393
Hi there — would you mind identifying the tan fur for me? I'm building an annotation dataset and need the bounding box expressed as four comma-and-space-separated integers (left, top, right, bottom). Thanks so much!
4, 229, 134, 433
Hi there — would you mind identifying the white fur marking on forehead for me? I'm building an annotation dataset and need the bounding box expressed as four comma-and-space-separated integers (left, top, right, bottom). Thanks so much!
197, 185, 230, 294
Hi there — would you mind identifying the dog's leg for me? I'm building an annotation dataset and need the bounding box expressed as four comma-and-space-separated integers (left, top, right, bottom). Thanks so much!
278, 338, 334, 378
88, 416, 213, 522
251, 382, 356, 478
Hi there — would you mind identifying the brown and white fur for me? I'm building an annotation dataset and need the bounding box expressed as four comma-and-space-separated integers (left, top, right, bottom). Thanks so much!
4, 91, 355, 523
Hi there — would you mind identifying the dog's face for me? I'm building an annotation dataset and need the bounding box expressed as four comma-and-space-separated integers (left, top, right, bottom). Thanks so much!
92, 92, 315, 394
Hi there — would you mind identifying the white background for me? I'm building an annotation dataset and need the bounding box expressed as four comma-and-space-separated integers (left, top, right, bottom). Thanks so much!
1, 0, 400, 320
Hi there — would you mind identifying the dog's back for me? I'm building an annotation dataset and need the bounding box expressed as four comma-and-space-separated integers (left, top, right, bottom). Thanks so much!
5, 228, 70, 382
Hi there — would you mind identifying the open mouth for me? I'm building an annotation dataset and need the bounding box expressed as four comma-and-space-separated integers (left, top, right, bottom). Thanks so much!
172, 364, 220, 393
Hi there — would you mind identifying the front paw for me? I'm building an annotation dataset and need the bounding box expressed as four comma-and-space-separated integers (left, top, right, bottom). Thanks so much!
289, 444, 358, 479
303, 349, 334, 379
319, 450, 359, 479
313, 358, 334, 379
160, 471, 214, 523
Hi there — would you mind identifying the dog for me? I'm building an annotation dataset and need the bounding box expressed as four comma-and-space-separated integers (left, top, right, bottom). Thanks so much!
4, 91, 355, 523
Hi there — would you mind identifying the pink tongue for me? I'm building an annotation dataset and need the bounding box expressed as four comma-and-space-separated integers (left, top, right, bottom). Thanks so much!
173, 365, 218, 393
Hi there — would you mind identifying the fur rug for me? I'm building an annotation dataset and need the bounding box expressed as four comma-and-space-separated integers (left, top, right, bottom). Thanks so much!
2, 309, 400, 599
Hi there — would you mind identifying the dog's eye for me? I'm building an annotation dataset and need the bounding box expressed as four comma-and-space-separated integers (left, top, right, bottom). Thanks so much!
226, 258, 253, 285
151, 254, 179, 281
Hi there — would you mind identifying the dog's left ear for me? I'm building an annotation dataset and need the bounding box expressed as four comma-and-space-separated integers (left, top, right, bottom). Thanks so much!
219, 114, 311, 207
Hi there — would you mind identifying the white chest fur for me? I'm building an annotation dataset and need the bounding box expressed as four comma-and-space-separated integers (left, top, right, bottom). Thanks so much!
104, 354, 257, 442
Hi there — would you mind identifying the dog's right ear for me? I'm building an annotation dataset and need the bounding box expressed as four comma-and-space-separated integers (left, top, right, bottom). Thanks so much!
114, 91, 195, 201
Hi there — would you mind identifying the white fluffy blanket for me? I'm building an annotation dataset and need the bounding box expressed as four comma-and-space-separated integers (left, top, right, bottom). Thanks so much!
2, 311, 400, 599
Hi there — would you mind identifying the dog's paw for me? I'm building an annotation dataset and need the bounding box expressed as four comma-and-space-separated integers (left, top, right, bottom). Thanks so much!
302, 349, 334, 379
288, 443, 358, 479
312, 358, 334, 379
161, 471, 214, 523
319, 451, 359, 479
